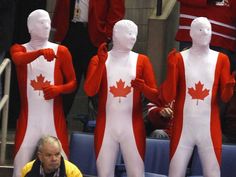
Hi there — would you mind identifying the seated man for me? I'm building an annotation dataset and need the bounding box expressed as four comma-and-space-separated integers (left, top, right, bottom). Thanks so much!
21, 135, 83, 177
146, 101, 174, 139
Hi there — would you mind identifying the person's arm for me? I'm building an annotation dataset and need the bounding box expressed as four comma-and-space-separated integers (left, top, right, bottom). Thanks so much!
131, 55, 158, 103
42, 46, 77, 100
10, 44, 56, 66
159, 49, 179, 105
84, 43, 107, 96
21, 161, 35, 177
147, 103, 172, 129
105, 0, 125, 40
219, 53, 235, 102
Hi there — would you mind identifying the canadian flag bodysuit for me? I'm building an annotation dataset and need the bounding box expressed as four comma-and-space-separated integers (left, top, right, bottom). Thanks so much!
161, 49, 234, 177
11, 42, 76, 177
84, 51, 157, 177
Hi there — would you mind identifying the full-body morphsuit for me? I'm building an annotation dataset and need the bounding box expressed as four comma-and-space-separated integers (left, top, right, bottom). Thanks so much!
160, 17, 235, 177
84, 20, 158, 177
10, 10, 77, 177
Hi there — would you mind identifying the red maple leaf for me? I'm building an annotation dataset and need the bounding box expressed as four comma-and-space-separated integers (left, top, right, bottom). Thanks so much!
110, 79, 131, 103
188, 81, 209, 105
31, 74, 51, 95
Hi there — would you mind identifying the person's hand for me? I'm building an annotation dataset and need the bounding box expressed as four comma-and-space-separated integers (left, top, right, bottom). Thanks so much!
160, 107, 173, 118
131, 78, 145, 91
97, 42, 108, 63
42, 85, 61, 100
39, 48, 56, 62
168, 49, 178, 66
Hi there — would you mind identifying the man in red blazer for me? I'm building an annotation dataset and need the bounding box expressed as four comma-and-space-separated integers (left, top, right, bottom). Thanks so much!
52, 0, 125, 116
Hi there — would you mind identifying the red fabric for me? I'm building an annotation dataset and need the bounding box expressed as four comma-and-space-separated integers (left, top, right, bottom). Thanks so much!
52, 0, 125, 47
160, 50, 234, 163
51, 0, 70, 42
11, 44, 76, 157
84, 54, 157, 160
176, 0, 236, 52
147, 103, 173, 138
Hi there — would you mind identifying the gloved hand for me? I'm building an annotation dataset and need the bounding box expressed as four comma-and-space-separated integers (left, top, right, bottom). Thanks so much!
39, 48, 56, 62
42, 85, 62, 100
131, 78, 146, 91
131, 78, 158, 102
97, 42, 108, 63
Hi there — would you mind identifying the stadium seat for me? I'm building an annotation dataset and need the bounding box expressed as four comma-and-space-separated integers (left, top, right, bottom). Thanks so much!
189, 144, 236, 177
69, 132, 97, 176
116, 138, 169, 177
145, 138, 170, 176
69, 132, 123, 177
221, 144, 236, 177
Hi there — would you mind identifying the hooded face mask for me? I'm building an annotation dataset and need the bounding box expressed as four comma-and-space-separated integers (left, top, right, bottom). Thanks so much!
112, 20, 138, 52
27, 9, 51, 41
190, 17, 212, 47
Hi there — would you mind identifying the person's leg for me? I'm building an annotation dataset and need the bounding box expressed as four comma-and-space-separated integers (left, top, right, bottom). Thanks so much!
168, 146, 193, 177
198, 146, 221, 177
96, 129, 119, 177
120, 129, 145, 177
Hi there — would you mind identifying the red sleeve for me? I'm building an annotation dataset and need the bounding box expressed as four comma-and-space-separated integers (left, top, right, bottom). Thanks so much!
159, 50, 179, 104
147, 104, 171, 129
51, 0, 70, 42
10, 44, 42, 66
140, 55, 159, 103
84, 56, 106, 96
219, 53, 235, 102
105, 0, 125, 39
57, 45, 77, 93
178, 0, 208, 7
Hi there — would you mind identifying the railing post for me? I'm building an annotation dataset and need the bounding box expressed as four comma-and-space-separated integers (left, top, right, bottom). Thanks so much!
156, 0, 162, 16
0, 58, 11, 164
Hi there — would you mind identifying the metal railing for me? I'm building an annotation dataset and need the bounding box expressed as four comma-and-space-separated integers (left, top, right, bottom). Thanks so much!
156, 0, 162, 16
0, 58, 11, 164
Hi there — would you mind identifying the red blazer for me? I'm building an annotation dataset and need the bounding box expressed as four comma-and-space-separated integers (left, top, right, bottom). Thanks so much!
52, 0, 125, 47
176, 0, 236, 52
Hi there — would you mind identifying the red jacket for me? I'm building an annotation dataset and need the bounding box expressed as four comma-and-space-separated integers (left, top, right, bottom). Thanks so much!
52, 0, 125, 47
147, 103, 173, 138
176, 0, 236, 52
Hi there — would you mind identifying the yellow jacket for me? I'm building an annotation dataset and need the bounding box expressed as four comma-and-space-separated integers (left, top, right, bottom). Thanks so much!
21, 159, 83, 177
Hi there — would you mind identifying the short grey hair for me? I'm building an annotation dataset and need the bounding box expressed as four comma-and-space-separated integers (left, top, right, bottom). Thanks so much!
37, 135, 62, 153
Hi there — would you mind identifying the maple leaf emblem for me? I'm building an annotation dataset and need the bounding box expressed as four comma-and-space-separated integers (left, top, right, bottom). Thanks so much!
110, 79, 132, 103
188, 81, 210, 105
30, 74, 51, 95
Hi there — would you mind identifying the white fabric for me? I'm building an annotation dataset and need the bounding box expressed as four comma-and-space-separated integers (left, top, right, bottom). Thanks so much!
72, 0, 89, 23
13, 10, 67, 177
169, 17, 221, 177
27, 10, 51, 42
112, 20, 138, 52
96, 20, 144, 177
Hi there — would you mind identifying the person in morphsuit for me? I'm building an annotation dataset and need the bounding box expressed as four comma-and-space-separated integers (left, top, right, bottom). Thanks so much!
160, 17, 235, 177
10, 10, 77, 177
84, 19, 158, 177
52, 0, 125, 116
